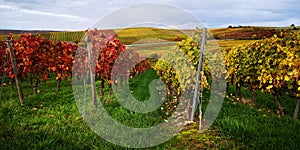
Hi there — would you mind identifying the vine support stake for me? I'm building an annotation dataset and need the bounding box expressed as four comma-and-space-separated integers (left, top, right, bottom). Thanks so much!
86, 34, 98, 109
190, 28, 207, 130
6, 37, 25, 105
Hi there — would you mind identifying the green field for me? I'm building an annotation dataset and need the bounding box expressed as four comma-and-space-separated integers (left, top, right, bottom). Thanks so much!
1, 70, 299, 149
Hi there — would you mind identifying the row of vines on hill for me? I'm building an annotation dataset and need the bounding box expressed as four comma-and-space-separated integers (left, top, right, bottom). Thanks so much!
0, 34, 77, 95
152, 28, 299, 119
74, 30, 151, 99
0, 30, 151, 105
153, 29, 226, 118
225, 31, 300, 118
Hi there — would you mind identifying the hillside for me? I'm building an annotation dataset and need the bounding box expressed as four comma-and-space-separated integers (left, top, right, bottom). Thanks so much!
1, 26, 298, 43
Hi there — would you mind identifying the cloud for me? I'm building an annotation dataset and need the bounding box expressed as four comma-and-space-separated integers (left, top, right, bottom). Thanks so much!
244, 18, 300, 27
93, 3, 205, 29
198, 1, 299, 27
0, 4, 82, 20
0, 3, 90, 30
0, 0, 299, 30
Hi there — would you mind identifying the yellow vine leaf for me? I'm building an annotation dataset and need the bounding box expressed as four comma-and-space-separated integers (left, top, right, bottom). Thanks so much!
284, 75, 290, 81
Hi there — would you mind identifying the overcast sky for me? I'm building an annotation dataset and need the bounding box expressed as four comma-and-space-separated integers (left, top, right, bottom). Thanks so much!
0, 0, 299, 30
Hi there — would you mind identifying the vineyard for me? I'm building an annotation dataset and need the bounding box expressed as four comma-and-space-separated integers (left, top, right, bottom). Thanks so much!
0, 27, 187, 44
0, 27, 299, 149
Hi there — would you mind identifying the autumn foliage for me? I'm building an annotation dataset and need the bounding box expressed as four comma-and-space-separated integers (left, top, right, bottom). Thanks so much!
225, 31, 300, 116
0, 31, 152, 97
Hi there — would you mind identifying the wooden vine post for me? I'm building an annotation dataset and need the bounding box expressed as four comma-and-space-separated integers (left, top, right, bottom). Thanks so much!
6, 37, 25, 105
86, 34, 98, 109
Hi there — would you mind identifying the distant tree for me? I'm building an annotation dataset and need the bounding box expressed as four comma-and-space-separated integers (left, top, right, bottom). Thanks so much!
291, 24, 297, 30
228, 25, 233, 28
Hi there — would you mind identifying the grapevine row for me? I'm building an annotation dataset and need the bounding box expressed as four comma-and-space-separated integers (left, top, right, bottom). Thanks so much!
0, 31, 151, 104
225, 31, 300, 117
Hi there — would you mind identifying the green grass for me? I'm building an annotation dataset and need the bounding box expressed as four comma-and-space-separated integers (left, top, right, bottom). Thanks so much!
0, 70, 299, 149
217, 85, 300, 149
215, 97, 300, 149
0, 71, 231, 149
